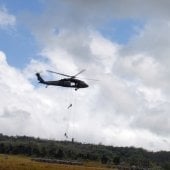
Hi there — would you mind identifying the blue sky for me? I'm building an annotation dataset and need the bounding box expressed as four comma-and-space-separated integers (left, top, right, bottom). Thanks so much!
0, 24, 38, 68
99, 19, 144, 44
0, 0, 43, 14
0, 0, 43, 68
0, 0, 143, 68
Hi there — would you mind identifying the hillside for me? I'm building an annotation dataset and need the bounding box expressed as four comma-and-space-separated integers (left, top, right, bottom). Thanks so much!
0, 134, 170, 169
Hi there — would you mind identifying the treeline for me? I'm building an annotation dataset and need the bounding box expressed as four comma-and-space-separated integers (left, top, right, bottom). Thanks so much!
0, 133, 170, 169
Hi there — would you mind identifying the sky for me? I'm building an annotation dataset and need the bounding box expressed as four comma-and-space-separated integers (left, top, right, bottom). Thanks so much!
0, 0, 170, 151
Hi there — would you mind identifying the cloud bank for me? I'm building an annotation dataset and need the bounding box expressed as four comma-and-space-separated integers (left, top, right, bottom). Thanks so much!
0, 1, 170, 151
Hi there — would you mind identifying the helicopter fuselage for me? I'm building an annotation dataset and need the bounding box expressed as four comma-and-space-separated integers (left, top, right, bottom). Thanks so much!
45, 78, 88, 89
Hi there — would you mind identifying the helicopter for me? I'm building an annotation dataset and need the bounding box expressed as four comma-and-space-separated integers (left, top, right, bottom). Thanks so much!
35, 69, 89, 90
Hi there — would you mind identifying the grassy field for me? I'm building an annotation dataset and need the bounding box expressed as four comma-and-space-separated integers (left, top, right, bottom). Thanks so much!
0, 154, 116, 170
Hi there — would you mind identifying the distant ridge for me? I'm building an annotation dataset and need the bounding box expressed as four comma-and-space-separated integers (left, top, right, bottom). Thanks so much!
0, 133, 169, 169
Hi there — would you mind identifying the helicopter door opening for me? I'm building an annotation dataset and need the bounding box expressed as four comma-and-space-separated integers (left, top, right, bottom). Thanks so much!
71, 82, 76, 87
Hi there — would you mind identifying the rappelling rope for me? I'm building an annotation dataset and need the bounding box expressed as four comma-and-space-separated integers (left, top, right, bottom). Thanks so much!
64, 88, 74, 140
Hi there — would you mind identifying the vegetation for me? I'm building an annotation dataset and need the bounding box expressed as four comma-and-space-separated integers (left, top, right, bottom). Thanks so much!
0, 154, 113, 170
0, 133, 169, 169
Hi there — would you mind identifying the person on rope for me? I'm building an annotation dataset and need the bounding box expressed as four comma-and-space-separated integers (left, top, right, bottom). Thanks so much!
64, 133, 68, 138
67, 104, 72, 109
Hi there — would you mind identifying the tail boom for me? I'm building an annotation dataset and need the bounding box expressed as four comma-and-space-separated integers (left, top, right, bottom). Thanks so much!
36, 73, 45, 84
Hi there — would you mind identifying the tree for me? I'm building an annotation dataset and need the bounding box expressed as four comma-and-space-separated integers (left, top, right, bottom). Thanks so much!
56, 149, 64, 159
101, 154, 109, 164
163, 162, 170, 170
113, 156, 120, 165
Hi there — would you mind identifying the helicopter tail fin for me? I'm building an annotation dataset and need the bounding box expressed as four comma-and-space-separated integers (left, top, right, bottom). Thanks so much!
36, 73, 45, 83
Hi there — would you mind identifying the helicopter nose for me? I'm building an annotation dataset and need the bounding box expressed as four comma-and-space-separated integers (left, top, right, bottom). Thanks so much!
84, 83, 88, 88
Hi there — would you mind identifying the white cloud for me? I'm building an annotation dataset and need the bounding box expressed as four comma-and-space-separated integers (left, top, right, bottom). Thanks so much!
2, 22, 170, 150
0, 7, 16, 28
0, 51, 65, 138
21, 28, 170, 151
37, 0, 170, 31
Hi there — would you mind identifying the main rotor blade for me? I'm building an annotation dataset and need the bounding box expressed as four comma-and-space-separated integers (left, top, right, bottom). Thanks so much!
73, 69, 86, 78
84, 78, 99, 81
46, 70, 72, 78
79, 77, 99, 81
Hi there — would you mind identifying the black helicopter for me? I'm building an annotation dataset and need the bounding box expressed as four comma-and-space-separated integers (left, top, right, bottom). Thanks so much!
35, 69, 89, 90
